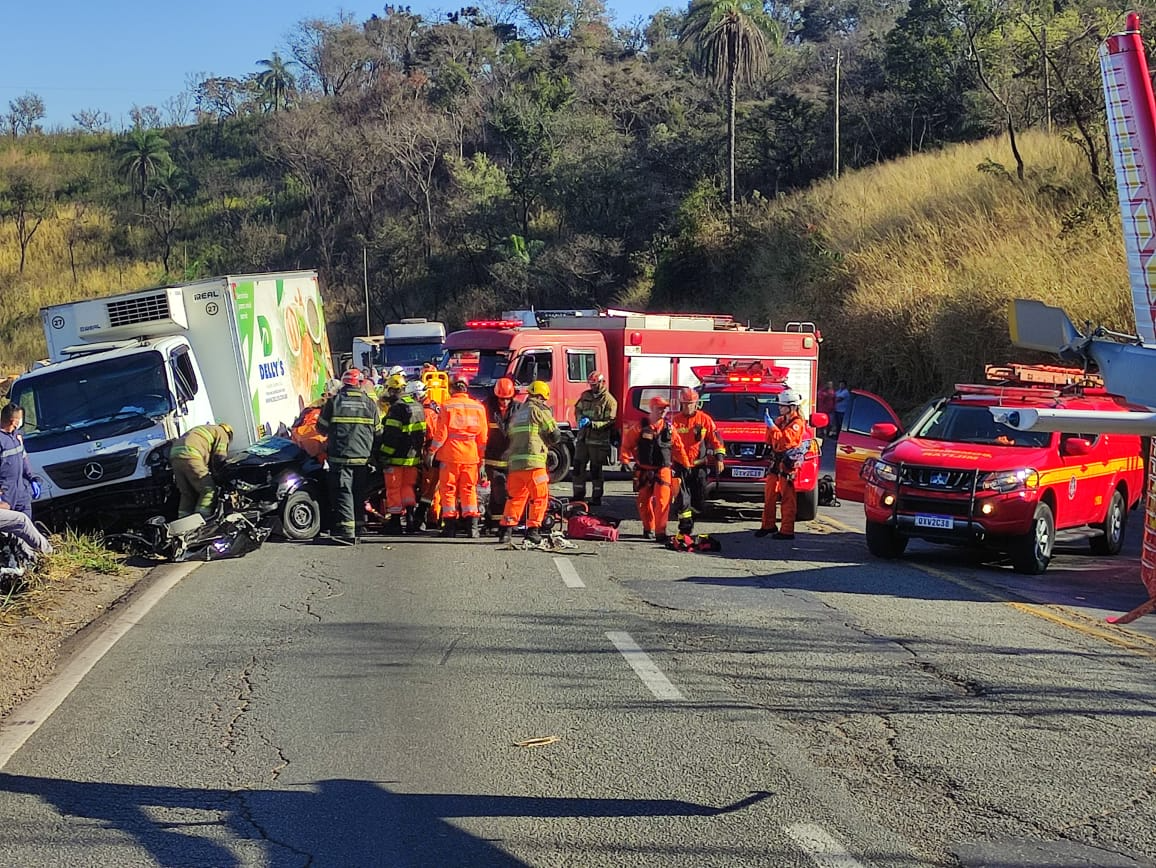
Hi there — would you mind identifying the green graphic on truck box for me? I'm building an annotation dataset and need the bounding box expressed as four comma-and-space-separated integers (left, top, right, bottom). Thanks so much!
235, 276, 334, 437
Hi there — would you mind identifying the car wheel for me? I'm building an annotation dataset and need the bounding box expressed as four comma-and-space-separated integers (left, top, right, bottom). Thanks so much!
547, 442, 572, 484
280, 489, 322, 541
1090, 488, 1127, 556
1011, 502, 1055, 574
865, 520, 908, 558
795, 485, 819, 522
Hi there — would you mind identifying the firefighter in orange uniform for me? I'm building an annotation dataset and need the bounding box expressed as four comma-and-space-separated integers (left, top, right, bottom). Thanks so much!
670, 387, 726, 534
757, 389, 808, 540
428, 376, 488, 537
619, 395, 692, 542
415, 386, 442, 530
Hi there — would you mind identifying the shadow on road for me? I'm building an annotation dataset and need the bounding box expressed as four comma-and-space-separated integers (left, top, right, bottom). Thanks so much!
0, 772, 774, 867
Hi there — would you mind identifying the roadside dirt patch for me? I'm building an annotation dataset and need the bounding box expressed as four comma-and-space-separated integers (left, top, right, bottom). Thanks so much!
0, 562, 151, 721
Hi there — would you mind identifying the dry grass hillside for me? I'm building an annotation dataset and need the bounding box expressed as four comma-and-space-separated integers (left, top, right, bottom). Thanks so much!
743, 130, 1133, 406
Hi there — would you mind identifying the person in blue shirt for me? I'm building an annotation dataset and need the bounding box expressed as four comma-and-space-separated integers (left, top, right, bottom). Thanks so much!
832, 381, 851, 440
0, 404, 41, 520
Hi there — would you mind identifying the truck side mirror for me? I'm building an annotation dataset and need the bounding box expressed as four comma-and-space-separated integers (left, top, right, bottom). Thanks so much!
1062, 436, 1092, 457
810, 412, 829, 430
870, 422, 900, 442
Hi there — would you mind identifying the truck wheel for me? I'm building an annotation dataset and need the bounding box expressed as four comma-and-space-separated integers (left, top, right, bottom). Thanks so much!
795, 485, 819, 522
865, 521, 908, 559
1090, 488, 1127, 556
547, 442, 572, 484
1011, 502, 1055, 574
280, 490, 322, 541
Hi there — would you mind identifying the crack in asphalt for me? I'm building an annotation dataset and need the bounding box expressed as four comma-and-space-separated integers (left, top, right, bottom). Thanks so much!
230, 788, 314, 866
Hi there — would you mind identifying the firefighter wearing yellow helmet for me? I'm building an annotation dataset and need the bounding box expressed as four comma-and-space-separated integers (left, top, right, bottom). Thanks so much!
168, 422, 234, 518
499, 380, 559, 545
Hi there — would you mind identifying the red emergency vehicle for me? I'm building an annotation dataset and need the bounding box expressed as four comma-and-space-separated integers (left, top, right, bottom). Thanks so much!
442, 312, 826, 518
834, 365, 1146, 573
691, 360, 826, 519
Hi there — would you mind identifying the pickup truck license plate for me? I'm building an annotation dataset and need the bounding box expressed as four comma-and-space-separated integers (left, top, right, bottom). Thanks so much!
914, 514, 953, 530
731, 467, 766, 479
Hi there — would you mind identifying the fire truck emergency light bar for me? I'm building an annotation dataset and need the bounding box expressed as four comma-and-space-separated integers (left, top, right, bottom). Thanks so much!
466, 319, 523, 329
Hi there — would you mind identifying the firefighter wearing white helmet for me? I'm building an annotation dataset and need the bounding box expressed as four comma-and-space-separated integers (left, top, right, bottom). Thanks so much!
756, 388, 808, 541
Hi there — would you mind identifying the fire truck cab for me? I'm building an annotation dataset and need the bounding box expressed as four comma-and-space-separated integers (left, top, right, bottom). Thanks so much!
692, 360, 828, 520
836, 365, 1146, 574
442, 313, 824, 499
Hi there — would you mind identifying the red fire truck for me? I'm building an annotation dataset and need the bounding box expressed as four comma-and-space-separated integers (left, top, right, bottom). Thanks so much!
441, 311, 827, 516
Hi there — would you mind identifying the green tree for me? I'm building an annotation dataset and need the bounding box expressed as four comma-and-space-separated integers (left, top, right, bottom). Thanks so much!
680, 0, 779, 220
257, 51, 297, 112
116, 128, 172, 213
0, 152, 58, 273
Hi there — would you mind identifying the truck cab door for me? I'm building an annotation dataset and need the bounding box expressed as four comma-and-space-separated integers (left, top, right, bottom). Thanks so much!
834, 390, 902, 503
512, 347, 555, 406
563, 347, 600, 427
1057, 431, 1102, 527
168, 346, 213, 436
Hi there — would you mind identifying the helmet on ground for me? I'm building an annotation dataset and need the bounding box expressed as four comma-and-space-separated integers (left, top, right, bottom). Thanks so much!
219, 423, 234, 439
404, 379, 427, 397
528, 380, 551, 400
494, 377, 516, 399
342, 369, 362, 387
386, 373, 406, 391
648, 395, 671, 412
587, 371, 606, 388
324, 377, 342, 396
679, 387, 699, 404
778, 389, 801, 407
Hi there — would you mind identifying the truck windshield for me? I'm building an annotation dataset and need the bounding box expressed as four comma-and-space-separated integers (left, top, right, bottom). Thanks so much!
910, 403, 1051, 448
11, 351, 172, 451
384, 342, 444, 367
440, 349, 510, 387
699, 392, 781, 422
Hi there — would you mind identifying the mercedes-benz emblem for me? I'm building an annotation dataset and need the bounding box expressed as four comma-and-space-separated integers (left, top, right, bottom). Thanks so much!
83, 462, 104, 481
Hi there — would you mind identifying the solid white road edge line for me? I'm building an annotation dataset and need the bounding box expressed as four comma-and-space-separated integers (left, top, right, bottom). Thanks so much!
605, 631, 684, 701
0, 561, 202, 770
553, 556, 585, 588
785, 822, 867, 868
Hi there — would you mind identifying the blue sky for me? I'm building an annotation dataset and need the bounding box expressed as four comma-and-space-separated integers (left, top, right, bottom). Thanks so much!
3, 1, 669, 130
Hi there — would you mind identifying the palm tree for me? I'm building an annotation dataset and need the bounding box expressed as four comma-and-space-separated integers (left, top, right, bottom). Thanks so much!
116, 128, 172, 213
257, 52, 297, 113
680, 0, 779, 221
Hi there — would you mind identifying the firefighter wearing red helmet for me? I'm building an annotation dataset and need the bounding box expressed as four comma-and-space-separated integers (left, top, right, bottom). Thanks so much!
757, 388, 808, 540
318, 368, 381, 544
671, 386, 726, 534
572, 370, 618, 506
481, 377, 518, 534
619, 395, 693, 542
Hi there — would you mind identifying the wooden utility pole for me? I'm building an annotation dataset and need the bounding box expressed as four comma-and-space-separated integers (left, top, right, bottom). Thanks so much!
834, 49, 842, 179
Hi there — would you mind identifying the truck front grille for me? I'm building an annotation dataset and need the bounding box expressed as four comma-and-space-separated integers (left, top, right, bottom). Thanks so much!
727, 441, 766, 460
896, 494, 972, 517
106, 292, 170, 328
45, 449, 140, 490
900, 466, 976, 492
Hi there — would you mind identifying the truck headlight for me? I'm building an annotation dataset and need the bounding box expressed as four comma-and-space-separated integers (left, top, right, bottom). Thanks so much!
864, 458, 899, 484
978, 468, 1039, 492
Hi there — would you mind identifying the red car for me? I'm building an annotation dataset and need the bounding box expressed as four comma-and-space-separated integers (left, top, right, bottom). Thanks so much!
834, 366, 1146, 573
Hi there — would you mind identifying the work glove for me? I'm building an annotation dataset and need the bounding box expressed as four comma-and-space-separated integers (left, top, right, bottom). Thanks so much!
715, 458, 725, 475
30, 480, 42, 500
578, 416, 591, 430
478, 465, 488, 484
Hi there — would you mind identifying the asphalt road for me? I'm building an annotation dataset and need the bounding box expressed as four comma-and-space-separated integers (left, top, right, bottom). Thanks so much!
1, 477, 1154, 868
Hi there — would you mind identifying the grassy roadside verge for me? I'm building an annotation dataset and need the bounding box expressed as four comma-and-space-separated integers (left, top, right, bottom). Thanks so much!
0, 529, 125, 623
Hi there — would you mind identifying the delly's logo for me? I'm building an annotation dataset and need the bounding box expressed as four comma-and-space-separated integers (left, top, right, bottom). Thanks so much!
258, 360, 286, 380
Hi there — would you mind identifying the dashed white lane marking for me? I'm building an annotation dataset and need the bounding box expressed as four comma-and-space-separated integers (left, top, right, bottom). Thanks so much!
553, 556, 585, 588
785, 823, 868, 868
605, 631, 684, 700
0, 561, 201, 770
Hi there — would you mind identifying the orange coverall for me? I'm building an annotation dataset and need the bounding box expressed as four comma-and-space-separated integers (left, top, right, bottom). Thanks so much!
762, 410, 807, 535
419, 399, 441, 517
429, 392, 488, 519
620, 417, 692, 536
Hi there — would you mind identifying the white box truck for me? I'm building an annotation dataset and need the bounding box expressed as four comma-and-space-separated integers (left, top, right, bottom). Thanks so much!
8, 271, 334, 526
381, 319, 446, 378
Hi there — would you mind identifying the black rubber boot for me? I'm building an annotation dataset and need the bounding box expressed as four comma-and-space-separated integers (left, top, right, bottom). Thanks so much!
497, 526, 510, 544
384, 515, 404, 535
404, 507, 417, 534
526, 527, 542, 546
413, 503, 428, 531
440, 519, 456, 538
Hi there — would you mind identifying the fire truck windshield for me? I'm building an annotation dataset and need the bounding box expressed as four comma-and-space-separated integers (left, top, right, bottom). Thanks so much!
911, 403, 1051, 448
699, 392, 780, 422
440, 349, 510, 387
